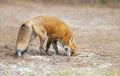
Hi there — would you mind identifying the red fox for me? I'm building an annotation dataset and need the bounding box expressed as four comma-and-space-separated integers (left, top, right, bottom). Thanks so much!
16, 16, 76, 58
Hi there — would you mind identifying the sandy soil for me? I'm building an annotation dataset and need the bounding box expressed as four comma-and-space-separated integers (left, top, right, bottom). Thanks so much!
0, 1, 120, 76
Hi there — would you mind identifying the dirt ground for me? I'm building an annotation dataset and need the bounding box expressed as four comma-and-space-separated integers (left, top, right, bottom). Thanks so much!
0, 1, 120, 76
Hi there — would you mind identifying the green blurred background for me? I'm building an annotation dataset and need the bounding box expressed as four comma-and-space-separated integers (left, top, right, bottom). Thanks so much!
0, 0, 120, 6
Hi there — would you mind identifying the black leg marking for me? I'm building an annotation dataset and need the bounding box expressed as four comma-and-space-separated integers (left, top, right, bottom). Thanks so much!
45, 37, 52, 55
64, 46, 71, 61
52, 40, 60, 55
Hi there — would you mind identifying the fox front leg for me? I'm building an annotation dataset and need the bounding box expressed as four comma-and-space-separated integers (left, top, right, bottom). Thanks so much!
58, 40, 71, 60
52, 40, 60, 55
64, 46, 71, 61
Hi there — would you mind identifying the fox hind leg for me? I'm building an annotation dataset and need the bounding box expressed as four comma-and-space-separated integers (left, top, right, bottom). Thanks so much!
45, 37, 52, 55
39, 32, 48, 54
32, 25, 47, 54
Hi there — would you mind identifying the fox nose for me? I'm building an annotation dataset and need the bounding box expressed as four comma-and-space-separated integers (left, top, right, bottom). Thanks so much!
17, 50, 22, 57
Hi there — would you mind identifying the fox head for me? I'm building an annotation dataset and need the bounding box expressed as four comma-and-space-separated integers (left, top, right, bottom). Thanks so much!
16, 24, 33, 57
69, 36, 77, 54
64, 36, 76, 55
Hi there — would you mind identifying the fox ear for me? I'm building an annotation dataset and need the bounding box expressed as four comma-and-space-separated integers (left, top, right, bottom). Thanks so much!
70, 37, 75, 43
